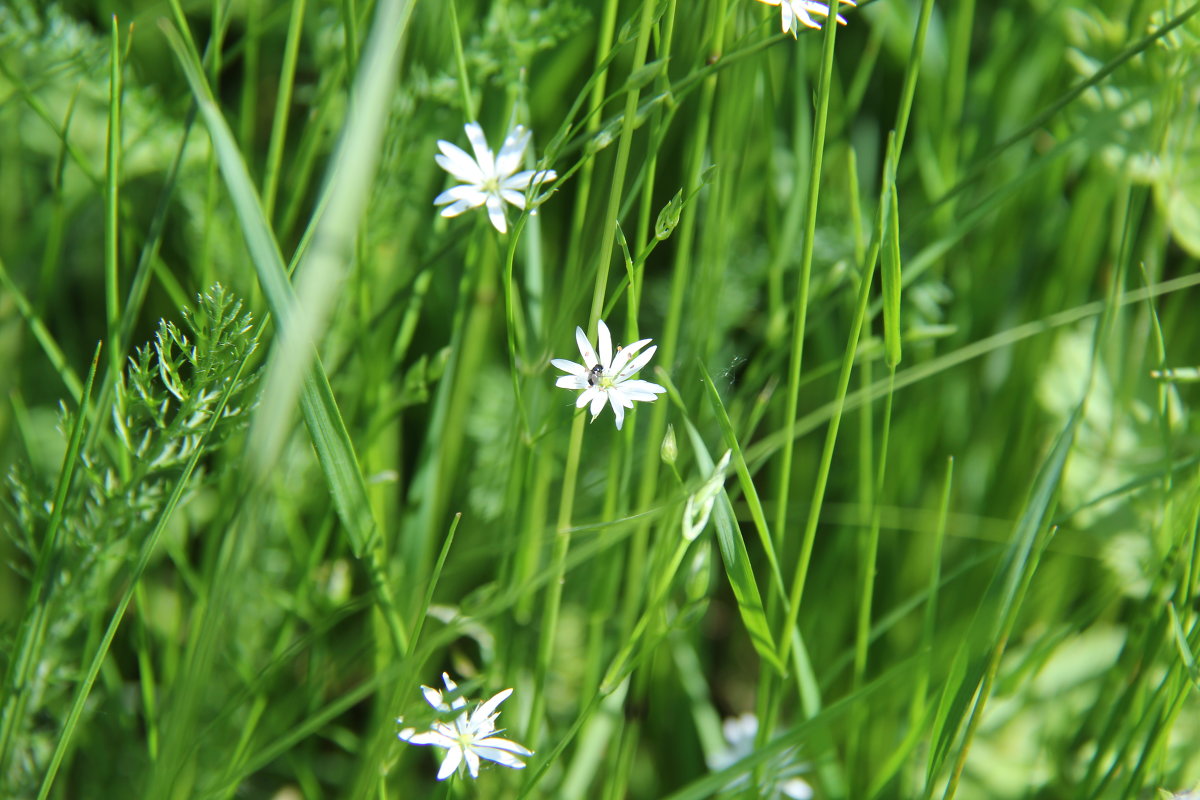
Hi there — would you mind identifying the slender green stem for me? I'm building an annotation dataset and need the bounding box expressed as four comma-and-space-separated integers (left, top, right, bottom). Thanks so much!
262, 0, 307, 220
104, 16, 123, 395
528, 412, 586, 743
624, 0, 718, 636
849, 366, 894, 791
585, 0, 659, 328
448, 0, 476, 120
561, 0, 620, 297
529, 0, 661, 744
773, 0, 843, 673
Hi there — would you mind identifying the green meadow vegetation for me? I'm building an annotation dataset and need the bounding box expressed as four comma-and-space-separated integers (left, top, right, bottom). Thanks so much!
2, 0, 1200, 797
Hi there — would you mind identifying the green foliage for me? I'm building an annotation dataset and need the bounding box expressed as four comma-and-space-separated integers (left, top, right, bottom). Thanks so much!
1, 284, 257, 797
1, 1, 1199, 799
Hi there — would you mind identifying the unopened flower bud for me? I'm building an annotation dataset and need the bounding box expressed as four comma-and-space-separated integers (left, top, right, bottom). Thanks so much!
655, 190, 684, 241
661, 424, 678, 465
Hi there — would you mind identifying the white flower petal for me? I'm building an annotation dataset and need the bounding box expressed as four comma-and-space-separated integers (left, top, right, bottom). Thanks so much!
557, 375, 587, 390
597, 320, 613, 369
432, 122, 555, 230
551, 321, 667, 429
619, 389, 663, 403
495, 125, 531, 176
433, 184, 488, 208
436, 746, 463, 780
618, 345, 658, 380
589, 390, 608, 420
609, 338, 652, 375
782, 777, 814, 799
463, 122, 495, 177
485, 195, 508, 233
421, 685, 447, 710
438, 198, 481, 218
575, 326, 599, 368
435, 143, 485, 184
577, 386, 600, 409
615, 379, 665, 397
795, 7, 820, 29
474, 688, 513, 719
500, 188, 527, 209
476, 735, 533, 757
475, 743, 531, 766
399, 674, 531, 782
464, 748, 482, 778
781, 3, 798, 33
552, 358, 588, 376
610, 394, 626, 429
503, 169, 557, 192
405, 729, 455, 747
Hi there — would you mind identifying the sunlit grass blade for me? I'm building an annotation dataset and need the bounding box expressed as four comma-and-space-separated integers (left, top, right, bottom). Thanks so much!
159, 18, 377, 556
260, 0, 307, 220
881, 173, 903, 368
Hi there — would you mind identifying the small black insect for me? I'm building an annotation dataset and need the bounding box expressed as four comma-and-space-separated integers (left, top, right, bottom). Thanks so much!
587, 364, 604, 386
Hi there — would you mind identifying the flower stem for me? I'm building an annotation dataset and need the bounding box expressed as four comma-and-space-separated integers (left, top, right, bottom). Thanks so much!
527, 411, 586, 744
528, 0, 661, 747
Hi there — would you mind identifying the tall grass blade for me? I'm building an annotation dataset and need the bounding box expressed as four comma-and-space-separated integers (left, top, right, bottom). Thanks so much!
159, 19, 377, 555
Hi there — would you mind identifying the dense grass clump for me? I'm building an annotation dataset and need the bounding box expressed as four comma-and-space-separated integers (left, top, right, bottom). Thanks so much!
2, 1, 1199, 798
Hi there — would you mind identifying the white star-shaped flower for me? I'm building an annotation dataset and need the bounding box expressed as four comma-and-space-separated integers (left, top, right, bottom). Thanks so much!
552, 319, 667, 431
755, 0, 855, 35
433, 122, 557, 234
397, 672, 533, 781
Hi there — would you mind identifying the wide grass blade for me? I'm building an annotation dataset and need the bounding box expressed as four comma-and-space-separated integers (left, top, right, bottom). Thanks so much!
159, 18, 377, 555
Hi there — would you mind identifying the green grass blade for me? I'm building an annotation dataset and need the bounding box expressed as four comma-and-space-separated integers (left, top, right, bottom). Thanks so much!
927, 409, 1077, 796
104, 16, 123, 391
698, 360, 786, 597
0, 345, 99, 784
159, 18, 377, 555
0, 255, 83, 403
680, 414, 784, 676
881, 177, 903, 368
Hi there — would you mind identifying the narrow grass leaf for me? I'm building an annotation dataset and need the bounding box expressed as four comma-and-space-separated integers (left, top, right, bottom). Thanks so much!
104, 16, 123, 386
881, 179, 903, 368
0, 256, 83, 402
680, 415, 784, 675
1167, 602, 1200, 691
698, 360, 785, 594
